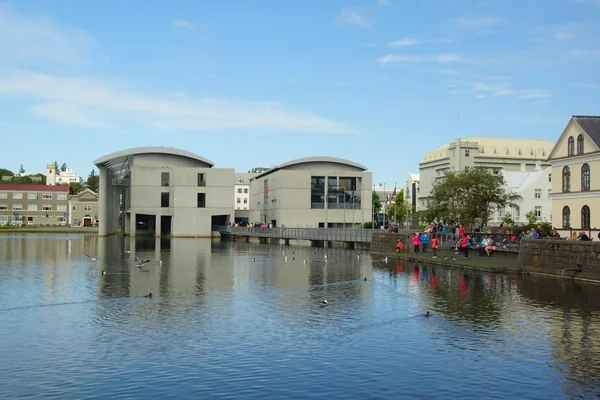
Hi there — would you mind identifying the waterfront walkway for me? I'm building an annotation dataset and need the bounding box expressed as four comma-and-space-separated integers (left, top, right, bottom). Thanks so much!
220, 226, 375, 244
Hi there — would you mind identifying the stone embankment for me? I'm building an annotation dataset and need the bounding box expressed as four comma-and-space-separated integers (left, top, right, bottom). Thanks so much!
518, 239, 600, 282
0, 227, 98, 234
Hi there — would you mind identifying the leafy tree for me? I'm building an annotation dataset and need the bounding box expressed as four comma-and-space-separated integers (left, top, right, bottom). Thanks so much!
387, 190, 407, 223
423, 167, 519, 228
18, 164, 25, 175
60, 163, 67, 172
372, 191, 382, 213
0, 168, 14, 178
87, 169, 99, 193
525, 210, 538, 225
69, 182, 83, 194
363, 222, 373, 229
54, 161, 59, 173
502, 215, 514, 226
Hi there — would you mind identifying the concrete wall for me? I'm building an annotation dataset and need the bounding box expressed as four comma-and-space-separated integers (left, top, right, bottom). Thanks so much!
518, 239, 600, 281
370, 232, 412, 254
249, 166, 372, 228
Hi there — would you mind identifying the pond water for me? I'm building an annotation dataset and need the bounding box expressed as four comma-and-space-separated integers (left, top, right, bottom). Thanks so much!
0, 234, 599, 399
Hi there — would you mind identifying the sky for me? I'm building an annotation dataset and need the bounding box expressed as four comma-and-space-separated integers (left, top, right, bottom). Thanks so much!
0, 0, 599, 188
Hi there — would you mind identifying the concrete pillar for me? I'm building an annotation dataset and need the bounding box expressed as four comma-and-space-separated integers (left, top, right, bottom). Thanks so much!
155, 214, 162, 237
98, 167, 110, 236
130, 213, 137, 237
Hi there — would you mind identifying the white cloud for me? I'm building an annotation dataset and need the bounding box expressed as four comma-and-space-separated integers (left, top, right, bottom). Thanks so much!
467, 78, 552, 100
172, 19, 197, 32
336, 9, 370, 28
388, 38, 452, 47
456, 16, 503, 28
0, 8, 96, 65
378, 53, 463, 65
378, 0, 391, 6
0, 71, 352, 133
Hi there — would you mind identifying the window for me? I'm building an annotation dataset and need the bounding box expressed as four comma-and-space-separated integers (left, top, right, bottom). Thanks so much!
13, 204, 23, 211
562, 206, 571, 228
581, 205, 591, 229
197, 193, 206, 208
243, 198, 248, 204
161, 192, 169, 207
57, 193, 68, 200
237, 188, 242, 193
465, 150, 470, 157
42, 193, 52, 200
567, 136, 574, 156
0, 192, 6, 199
562, 166, 571, 192
42, 205, 52, 211
535, 206, 542, 220
534, 189, 541, 199
27, 204, 38, 211
27, 193, 38, 200
548, 174, 552, 183
84, 205, 91, 212
0, 204, 7, 210
582, 163, 590, 191
311, 176, 325, 209
58, 216, 66, 223
237, 198, 241, 204
492, 168, 500, 175
57, 205, 67, 212
513, 206, 520, 218
198, 173, 206, 187
0, 215, 7, 223
244, 188, 248, 193
161, 172, 170, 187
12, 192, 23, 199
577, 134, 584, 155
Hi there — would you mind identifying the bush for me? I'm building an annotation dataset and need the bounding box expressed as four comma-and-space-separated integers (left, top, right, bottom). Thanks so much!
363, 222, 373, 229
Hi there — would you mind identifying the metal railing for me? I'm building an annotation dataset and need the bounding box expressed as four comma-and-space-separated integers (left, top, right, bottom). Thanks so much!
220, 226, 376, 243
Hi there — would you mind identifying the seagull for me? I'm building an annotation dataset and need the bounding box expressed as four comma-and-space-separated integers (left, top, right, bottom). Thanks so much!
284, 256, 288, 262
85, 254, 97, 261
124, 250, 130, 254
355, 254, 360, 258
320, 300, 328, 307
324, 254, 328, 259
136, 259, 151, 268
102, 270, 107, 275
303, 260, 307, 264
383, 256, 388, 263
145, 293, 153, 298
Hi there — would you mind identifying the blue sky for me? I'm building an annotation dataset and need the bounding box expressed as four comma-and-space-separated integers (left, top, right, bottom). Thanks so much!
0, 0, 599, 187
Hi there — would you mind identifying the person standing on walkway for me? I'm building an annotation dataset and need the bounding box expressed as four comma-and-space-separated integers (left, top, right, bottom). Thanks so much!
420, 232, 430, 253
412, 233, 421, 254
431, 234, 439, 258
460, 234, 470, 258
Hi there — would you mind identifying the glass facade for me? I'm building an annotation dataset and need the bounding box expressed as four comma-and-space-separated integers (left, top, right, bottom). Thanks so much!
311, 176, 361, 209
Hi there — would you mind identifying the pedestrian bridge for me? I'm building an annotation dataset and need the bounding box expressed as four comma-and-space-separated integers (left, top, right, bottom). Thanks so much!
219, 226, 375, 245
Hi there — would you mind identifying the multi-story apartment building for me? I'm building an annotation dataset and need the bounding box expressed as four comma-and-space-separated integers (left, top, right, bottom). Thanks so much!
0, 184, 70, 226
418, 136, 554, 211
234, 172, 256, 210
548, 116, 600, 233
69, 188, 99, 226
46, 163, 82, 185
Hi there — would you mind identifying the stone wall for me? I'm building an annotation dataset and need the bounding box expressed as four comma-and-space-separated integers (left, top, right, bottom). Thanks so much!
371, 232, 413, 254
518, 239, 600, 281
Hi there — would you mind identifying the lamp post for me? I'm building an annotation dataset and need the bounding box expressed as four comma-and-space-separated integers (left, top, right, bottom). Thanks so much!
372, 184, 375, 228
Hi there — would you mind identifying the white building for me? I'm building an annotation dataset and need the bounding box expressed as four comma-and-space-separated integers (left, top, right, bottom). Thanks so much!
249, 157, 372, 228
404, 173, 420, 212
234, 172, 255, 210
418, 137, 554, 211
94, 147, 235, 237
490, 168, 552, 226
46, 164, 82, 185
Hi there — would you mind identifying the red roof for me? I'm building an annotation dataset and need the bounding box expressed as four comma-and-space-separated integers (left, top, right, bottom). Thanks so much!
0, 184, 70, 192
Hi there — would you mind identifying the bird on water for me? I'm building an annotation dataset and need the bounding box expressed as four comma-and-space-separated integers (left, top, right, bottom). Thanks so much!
425, 311, 431, 317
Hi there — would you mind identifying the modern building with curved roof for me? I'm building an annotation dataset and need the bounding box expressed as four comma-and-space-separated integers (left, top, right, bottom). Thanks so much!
94, 147, 233, 237
249, 156, 372, 228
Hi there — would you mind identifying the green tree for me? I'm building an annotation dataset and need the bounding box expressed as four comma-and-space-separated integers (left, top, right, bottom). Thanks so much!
60, 163, 67, 172
54, 161, 59, 173
372, 191, 382, 213
387, 190, 407, 223
525, 210, 537, 225
423, 167, 519, 228
69, 182, 83, 194
0, 168, 14, 180
87, 169, 99, 193
18, 164, 25, 175
502, 215, 514, 226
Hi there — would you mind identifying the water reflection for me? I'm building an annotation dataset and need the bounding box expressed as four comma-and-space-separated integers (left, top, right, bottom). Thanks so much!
0, 235, 599, 399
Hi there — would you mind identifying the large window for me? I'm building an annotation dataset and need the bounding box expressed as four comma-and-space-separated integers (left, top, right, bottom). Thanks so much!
534, 189, 541, 199
562, 206, 570, 228
582, 163, 590, 191
535, 206, 542, 220
311, 176, 325, 209
197, 173, 206, 187
42, 193, 52, 200
161, 192, 169, 207
27, 193, 37, 200
577, 134, 584, 155
567, 136, 574, 156
581, 205, 590, 229
161, 172, 170, 187
197, 193, 206, 208
562, 166, 571, 192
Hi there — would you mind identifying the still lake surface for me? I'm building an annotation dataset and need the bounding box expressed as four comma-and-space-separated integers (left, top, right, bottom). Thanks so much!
1, 234, 599, 399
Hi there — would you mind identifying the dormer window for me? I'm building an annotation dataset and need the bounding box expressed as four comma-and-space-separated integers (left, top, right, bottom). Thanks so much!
567, 136, 574, 156
577, 134, 584, 154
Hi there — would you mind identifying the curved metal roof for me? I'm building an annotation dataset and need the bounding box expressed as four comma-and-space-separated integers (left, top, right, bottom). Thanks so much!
94, 147, 214, 181
253, 156, 367, 180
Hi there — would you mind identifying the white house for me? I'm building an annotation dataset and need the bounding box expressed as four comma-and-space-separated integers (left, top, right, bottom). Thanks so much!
46, 164, 83, 185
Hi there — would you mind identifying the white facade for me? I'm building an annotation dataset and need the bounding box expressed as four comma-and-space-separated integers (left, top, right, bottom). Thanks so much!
490, 168, 552, 225
46, 164, 82, 185
404, 173, 420, 211
94, 147, 235, 237
248, 157, 372, 228
418, 137, 554, 211
234, 172, 256, 210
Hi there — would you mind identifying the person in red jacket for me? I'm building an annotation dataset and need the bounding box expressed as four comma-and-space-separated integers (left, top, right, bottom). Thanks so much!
460, 234, 470, 258
395, 239, 404, 252
431, 234, 440, 258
